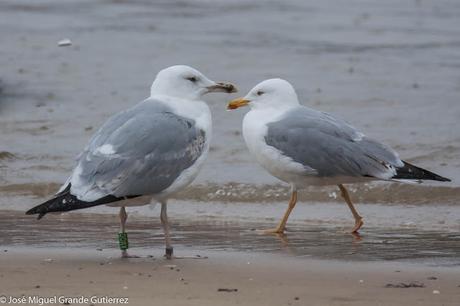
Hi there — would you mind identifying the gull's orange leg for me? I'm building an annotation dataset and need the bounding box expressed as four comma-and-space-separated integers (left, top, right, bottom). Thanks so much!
263, 188, 298, 234
338, 184, 364, 233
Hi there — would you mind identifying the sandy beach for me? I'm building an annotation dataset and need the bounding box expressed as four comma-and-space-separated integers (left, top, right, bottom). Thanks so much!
1, 247, 460, 306
1, 207, 460, 305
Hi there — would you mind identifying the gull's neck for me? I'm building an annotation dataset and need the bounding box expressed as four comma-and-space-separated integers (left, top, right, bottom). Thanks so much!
149, 93, 211, 131
153, 91, 201, 101
150, 93, 203, 104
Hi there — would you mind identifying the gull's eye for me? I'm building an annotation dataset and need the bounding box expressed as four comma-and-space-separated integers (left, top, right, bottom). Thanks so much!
256, 90, 264, 96
186, 76, 198, 83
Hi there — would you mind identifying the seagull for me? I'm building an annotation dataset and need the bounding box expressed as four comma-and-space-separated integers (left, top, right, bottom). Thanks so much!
26, 65, 236, 258
227, 78, 450, 234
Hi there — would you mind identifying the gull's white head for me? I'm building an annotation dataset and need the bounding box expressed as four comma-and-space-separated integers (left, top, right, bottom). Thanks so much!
227, 78, 299, 111
150, 65, 236, 100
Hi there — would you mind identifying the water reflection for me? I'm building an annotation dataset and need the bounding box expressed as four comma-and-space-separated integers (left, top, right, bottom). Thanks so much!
2, 210, 460, 265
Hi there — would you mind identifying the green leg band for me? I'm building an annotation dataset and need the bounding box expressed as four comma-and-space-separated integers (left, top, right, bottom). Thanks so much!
118, 232, 129, 251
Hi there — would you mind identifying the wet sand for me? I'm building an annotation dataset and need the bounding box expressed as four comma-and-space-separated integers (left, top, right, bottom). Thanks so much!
1, 200, 460, 305
1, 248, 460, 306
1, 0, 459, 194
1, 204, 460, 263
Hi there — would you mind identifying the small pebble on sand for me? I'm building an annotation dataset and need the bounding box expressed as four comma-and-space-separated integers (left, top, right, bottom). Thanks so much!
385, 281, 425, 288
217, 288, 238, 292
58, 39, 72, 47
164, 264, 177, 269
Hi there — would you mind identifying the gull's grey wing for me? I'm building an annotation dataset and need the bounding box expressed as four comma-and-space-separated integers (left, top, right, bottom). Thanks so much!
70, 99, 206, 201
265, 106, 403, 179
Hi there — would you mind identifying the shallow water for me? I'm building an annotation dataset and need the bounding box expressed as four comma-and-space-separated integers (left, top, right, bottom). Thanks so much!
2, 204, 460, 265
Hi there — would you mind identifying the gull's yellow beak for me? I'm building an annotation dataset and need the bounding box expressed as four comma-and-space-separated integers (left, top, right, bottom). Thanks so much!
227, 98, 250, 110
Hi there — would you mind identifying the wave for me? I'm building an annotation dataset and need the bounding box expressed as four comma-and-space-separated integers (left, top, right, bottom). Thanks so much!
2, 181, 459, 205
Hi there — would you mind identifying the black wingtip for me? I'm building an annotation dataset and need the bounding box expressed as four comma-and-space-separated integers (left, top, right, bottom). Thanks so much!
25, 207, 39, 215
26, 184, 72, 219
25, 183, 140, 218
25, 205, 47, 219
394, 161, 451, 182
436, 176, 451, 182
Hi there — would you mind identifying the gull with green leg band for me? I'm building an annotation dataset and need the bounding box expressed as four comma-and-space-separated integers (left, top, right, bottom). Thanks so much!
24, 66, 236, 259
118, 206, 139, 258
118, 232, 129, 251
